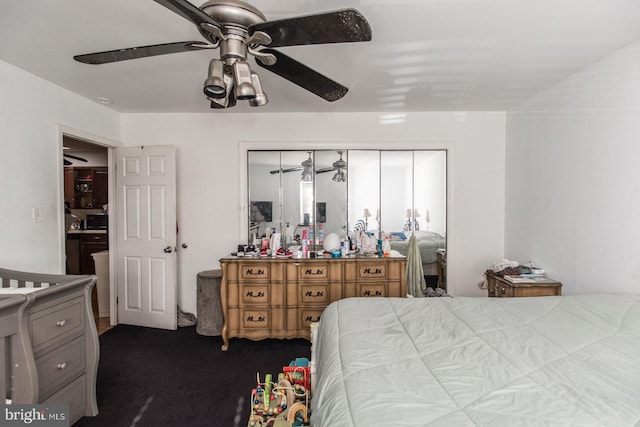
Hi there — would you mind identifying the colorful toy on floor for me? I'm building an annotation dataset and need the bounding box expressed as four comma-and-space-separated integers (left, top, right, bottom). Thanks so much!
247, 358, 311, 427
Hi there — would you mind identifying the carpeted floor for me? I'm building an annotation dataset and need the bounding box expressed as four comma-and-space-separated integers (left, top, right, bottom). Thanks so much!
74, 325, 311, 427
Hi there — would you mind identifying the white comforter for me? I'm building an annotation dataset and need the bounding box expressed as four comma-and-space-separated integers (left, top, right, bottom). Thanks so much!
311, 295, 640, 426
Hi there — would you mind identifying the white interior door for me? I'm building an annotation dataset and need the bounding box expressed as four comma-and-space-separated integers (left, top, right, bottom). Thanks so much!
114, 146, 177, 329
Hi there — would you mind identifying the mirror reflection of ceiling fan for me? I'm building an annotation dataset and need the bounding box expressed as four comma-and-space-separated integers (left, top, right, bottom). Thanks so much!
63, 153, 89, 166
73, 0, 372, 109
269, 151, 346, 182
270, 152, 313, 180
316, 151, 347, 182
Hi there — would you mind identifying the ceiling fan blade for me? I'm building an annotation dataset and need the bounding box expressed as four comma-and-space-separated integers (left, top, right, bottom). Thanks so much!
64, 154, 88, 162
256, 49, 348, 102
315, 167, 335, 173
270, 166, 304, 174
74, 41, 209, 64
249, 9, 372, 48
153, 0, 225, 32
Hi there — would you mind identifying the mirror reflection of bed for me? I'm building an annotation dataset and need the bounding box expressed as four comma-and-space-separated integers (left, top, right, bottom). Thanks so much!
386, 230, 446, 288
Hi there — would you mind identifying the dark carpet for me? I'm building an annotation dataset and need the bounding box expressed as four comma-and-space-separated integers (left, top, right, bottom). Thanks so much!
74, 325, 311, 427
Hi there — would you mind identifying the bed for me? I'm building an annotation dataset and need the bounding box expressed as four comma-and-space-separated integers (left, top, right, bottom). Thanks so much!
388, 230, 445, 276
311, 294, 640, 426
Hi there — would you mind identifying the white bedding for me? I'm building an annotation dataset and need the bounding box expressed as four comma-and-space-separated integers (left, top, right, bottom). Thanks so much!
388, 230, 445, 265
311, 295, 640, 426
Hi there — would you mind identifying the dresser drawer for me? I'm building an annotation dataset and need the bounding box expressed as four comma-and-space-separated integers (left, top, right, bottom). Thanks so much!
298, 308, 323, 329
30, 297, 85, 353
43, 374, 87, 425
297, 263, 330, 280
37, 336, 85, 399
239, 263, 270, 281
299, 284, 330, 304
239, 283, 270, 305
356, 263, 388, 280
357, 283, 387, 297
240, 308, 271, 329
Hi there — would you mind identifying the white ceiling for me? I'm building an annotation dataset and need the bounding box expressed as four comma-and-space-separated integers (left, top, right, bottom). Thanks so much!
1, 0, 639, 114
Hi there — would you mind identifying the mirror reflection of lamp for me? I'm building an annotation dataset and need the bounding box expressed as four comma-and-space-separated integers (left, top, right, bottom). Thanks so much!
363, 208, 372, 231
405, 208, 421, 231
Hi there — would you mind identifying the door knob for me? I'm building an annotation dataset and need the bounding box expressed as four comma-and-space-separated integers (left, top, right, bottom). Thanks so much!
164, 246, 173, 253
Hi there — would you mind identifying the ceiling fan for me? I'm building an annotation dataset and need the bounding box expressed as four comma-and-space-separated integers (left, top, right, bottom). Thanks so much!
269, 150, 347, 181
63, 153, 89, 166
74, 0, 372, 109
270, 152, 313, 181
316, 150, 346, 182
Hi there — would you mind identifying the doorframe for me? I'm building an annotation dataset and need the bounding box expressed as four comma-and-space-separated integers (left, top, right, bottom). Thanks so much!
57, 125, 123, 325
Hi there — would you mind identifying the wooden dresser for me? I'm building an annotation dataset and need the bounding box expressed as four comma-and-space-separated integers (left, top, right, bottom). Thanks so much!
486, 270, 562, 297
219, 256, 407, 351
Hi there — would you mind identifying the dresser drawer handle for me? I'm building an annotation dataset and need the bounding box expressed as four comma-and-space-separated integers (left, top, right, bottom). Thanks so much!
56, 319, 67, 327
57, 362, 67, 370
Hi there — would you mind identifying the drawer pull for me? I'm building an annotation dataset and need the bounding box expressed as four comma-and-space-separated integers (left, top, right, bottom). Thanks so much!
305, 290, 324, 297
363, 290, 383, 297
245, 291, 265, 298
57, 362, 67, 370
56, 319, 67, 327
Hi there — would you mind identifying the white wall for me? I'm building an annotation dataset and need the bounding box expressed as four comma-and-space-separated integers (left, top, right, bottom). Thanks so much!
123, 111, 506, 314
0, 59, 120, 273
0, 57, 506, 315
506, 40, 640, 293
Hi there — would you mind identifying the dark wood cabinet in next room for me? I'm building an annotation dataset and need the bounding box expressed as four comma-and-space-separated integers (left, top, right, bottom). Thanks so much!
64, 167, 108, 209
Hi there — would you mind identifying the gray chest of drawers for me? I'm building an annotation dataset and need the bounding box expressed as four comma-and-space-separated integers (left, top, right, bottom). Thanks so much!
1, 268, 99, 425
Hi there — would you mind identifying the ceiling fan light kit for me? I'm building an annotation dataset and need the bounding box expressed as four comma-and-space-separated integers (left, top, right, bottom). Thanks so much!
73, 0, 372, 109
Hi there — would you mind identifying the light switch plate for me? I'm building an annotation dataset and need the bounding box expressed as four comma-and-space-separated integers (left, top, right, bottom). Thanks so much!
33, 207, 44, 223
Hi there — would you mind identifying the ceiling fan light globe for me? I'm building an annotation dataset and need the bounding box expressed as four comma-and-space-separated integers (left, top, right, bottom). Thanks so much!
235, 82, 256, 100
204, 58, 227, 98
232, 59, 256, 100
301, 168, 313, 182
249, 93, 268, 107
249, 71, 268, 106
203, 81, 227, 99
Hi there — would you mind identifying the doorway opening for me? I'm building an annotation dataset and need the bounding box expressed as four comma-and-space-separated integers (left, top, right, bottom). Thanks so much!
62, 134, 113, 334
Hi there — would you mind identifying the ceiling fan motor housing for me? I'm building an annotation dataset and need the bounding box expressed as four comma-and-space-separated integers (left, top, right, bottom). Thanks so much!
200, 1, 271, 68
200, 0, 266, 27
